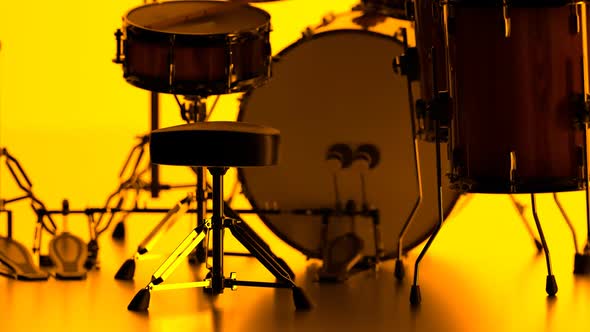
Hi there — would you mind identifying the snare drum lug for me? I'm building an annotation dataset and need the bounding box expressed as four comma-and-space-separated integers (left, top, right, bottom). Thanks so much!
301, 27, 314, 40
113, 29, 124, 64
573, 93, 590, 129
321, 13, 336, 27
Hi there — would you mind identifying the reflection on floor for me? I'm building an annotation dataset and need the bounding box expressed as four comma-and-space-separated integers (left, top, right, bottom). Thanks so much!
1, 194, 590, 332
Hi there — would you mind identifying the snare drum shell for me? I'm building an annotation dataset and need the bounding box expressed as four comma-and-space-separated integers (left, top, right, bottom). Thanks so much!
121, 1, 272, 95
448, 5, 584, 193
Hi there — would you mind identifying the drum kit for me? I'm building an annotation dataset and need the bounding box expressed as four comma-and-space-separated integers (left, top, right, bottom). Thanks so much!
2, 0, 590, 312
110, 0, 590, 308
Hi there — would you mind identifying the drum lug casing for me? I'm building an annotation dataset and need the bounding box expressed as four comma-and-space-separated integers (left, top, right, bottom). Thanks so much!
430, 90, 451, 139
573, 93, 590, 129
392, 47, 420, 82
113, 29, 125, 64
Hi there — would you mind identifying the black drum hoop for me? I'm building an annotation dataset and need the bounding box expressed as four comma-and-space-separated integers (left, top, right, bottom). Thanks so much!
452, 176, 583, 194
122, 1, 272, 38
445, 0, 577, 7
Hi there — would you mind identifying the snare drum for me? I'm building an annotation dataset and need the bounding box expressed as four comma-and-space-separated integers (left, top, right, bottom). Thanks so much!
238, 11, 459, 258
116, 1, 271, 95
441, 0, 586, 193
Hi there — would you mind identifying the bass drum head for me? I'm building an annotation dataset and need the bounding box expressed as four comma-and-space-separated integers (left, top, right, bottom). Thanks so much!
238, 15, 459, 259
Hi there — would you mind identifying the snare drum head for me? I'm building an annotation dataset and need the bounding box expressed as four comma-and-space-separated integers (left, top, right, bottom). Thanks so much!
239, 14, 459, 258
125, 0, 270, 34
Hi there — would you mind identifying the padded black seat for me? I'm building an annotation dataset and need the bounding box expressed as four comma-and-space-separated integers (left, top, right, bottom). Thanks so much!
150, 121, 280, 167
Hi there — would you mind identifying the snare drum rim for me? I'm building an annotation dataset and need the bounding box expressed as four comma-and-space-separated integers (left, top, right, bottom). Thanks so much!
122, 0, 271, 38
237, 28, 459, 259
123, 21, 272, 44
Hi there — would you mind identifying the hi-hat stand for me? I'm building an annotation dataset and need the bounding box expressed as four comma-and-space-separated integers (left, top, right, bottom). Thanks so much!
0, 148, 54, 280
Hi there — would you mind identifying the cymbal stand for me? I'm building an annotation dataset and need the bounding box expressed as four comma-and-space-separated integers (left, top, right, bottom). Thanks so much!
409, 46, 448, 305
391, 27, 424, 281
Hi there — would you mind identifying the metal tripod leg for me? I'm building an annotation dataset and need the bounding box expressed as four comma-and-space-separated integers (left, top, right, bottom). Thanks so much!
409, 112, 444, 305
553, 193, 580, 253
395, 136, 422, 281
531, 194, 558, 296
127, 224, 209, 312
151, 224, 208, 284
394, 27, 424, 281
509, 194, 542, 251
114, 194, 194, 280
228, 219, 294, 285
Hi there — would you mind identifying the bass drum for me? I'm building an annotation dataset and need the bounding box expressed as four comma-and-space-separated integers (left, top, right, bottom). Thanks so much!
238, 10, 459, 259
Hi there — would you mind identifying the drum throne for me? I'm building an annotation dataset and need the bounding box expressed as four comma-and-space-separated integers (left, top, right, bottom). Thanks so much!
127, 121, 312, 312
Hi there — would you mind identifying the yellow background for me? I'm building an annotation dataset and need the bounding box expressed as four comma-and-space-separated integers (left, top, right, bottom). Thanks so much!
1, 1, 590, 332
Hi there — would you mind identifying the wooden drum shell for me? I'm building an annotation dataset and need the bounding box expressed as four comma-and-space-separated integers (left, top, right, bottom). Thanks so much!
446, 4, 585, 193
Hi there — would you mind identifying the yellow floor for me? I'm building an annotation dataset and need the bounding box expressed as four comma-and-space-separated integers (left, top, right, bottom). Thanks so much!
1, 193, 590, 332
